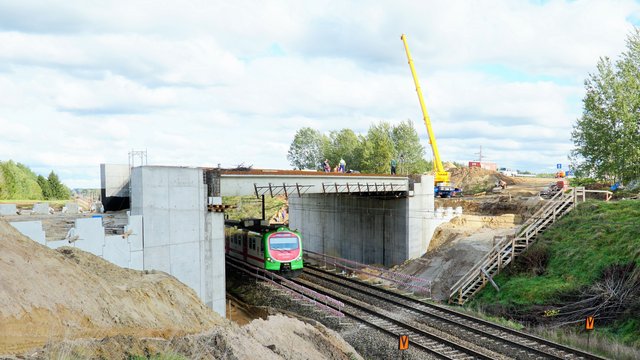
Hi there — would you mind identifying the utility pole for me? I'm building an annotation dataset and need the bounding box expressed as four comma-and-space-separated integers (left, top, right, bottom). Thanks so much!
475, 146, 484, 162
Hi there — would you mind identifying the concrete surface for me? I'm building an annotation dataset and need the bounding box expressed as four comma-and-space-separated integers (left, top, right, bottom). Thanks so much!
10, 221, 46, 245
218, 172, 409, 196
289, 175, 448, 266
100, 163, 131, 211
101, 164, 130, 197
0, 204, 17, 216
9, 213, 144, 270
73, 217, 106, 256
65, 203, 79, 214
131, 166, 225, 317
32, 203, 50, 215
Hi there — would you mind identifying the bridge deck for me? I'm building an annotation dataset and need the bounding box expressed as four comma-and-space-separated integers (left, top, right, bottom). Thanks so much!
214, 169, 411, 197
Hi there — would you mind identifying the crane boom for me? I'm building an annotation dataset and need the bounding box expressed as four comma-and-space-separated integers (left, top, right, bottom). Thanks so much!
400, 34, 450, 185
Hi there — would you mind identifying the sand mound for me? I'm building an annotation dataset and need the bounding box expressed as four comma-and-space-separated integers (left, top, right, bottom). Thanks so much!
31, 315, 362, 360
1, 219, 363, 359
427, 214, 519, 252
0, 219, 221, 354
449, 167, 517, 194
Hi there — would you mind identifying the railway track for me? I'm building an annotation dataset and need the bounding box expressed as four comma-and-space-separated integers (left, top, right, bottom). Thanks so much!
298, 265, 607, 360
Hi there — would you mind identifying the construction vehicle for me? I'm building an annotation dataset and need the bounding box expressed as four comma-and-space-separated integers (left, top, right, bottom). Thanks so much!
401, 34, 459, 198
539, 179, 569, 199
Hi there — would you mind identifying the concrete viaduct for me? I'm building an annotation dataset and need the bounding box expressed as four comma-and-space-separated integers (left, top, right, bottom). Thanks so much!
99, 165, 451, 317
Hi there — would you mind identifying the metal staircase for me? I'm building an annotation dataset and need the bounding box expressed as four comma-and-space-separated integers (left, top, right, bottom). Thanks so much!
449, 187, 584, 305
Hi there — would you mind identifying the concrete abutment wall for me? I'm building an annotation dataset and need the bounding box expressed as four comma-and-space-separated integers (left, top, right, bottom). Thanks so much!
289, 175, 440, 266
131, 166, 226, 316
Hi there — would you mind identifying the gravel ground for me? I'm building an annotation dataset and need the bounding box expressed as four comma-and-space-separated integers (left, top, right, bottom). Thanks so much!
298, 271, 515, 359
226, 267, 437, 360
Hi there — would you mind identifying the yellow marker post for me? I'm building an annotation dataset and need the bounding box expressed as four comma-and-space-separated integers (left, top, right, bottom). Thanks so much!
585, 316, 595, 330
399, 335, 409, 350
585, 316, 595, 349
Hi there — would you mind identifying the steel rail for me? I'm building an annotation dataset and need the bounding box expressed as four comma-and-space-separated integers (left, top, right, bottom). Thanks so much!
290, 276, 493, 359
305, 265, 607, 360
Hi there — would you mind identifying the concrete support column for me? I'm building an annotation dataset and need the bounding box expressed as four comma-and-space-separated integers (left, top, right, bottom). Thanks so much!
290, 194, 408, 266
289, 175, 437, 266
205, 210, 226, 316
407, 175, 435, 258
131, 166, 226, 317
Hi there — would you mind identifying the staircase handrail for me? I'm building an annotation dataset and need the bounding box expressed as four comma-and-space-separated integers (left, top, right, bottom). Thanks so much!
448, 188, 576, 299
515, 188, 569, 237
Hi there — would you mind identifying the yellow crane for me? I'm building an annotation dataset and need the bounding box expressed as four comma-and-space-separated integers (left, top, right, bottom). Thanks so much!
401, 34, 456, 197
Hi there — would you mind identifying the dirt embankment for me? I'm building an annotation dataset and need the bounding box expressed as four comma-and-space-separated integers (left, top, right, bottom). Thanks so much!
396, 213, 523, 300
448, 167, 553, 196
0, 219, 362, 359
449, 167, 515, 193
436, 195, 544, 217
398, 173, 552, 300
427, 214, 520, 252
0, 219, 221, 354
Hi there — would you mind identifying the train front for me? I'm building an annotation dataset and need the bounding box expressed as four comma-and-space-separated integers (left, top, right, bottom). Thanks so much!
264, 227, 303, 277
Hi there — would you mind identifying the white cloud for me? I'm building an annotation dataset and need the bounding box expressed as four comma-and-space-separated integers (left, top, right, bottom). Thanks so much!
0, 0, 638, 187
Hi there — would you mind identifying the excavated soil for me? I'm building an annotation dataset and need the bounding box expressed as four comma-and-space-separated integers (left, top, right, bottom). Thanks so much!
0, 219, 362, 359
397, 214, 522, 301
398, 175, 551, 301
0, 219, 220, 354
448, 167, 552, 196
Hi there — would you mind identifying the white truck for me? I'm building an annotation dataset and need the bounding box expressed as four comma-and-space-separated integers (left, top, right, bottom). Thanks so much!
498, 168, 518, 177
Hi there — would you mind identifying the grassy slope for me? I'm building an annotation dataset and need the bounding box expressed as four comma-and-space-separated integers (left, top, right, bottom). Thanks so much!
472, 200, 640, 346
223, 196, 287, 221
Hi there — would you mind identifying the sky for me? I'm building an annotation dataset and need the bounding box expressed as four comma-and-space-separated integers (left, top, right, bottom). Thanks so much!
1, 0, 639, 188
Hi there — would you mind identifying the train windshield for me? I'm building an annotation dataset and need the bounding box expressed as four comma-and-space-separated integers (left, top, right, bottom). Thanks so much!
269, 233, 300, 250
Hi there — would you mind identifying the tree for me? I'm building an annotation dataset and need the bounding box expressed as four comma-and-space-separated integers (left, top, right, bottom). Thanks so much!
287, 127, 326, 170
361, 122, 395, 173
37, 175, 52, 199
47, 171, 71, 199
0, 160, 43, 200
323, 129, 364, 172
571, 29, 640, 183
391, 120, 429, 174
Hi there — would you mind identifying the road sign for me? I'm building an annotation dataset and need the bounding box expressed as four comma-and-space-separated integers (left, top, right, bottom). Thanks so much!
398, 335, 409, 350
586, 316, 595, 330
557, 163, 562, 169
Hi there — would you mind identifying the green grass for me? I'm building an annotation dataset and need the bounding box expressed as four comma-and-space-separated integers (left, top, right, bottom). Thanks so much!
471, 200, 640, 349
223, 195, 287, 221
476, 200, 640, 304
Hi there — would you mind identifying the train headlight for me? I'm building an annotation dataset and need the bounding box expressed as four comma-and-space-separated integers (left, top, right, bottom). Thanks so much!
267, 257, 272, 262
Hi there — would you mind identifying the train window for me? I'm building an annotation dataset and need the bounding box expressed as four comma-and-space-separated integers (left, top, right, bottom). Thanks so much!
269, 233, 300, 250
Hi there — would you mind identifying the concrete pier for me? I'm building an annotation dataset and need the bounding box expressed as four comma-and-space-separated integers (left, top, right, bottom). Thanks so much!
289, 175, 445, 266
130, 166, 226, 316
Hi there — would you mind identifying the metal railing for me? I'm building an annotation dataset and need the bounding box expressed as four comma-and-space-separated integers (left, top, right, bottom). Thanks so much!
448, 187, 580, 305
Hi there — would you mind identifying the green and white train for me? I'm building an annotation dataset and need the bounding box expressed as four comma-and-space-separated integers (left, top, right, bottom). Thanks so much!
225, 226, 304, 277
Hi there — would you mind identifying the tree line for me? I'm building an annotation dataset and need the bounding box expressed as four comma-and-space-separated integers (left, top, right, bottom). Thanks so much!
0, 160, 71, 200
571, 28, 640, 184
287, 120, 433, 174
